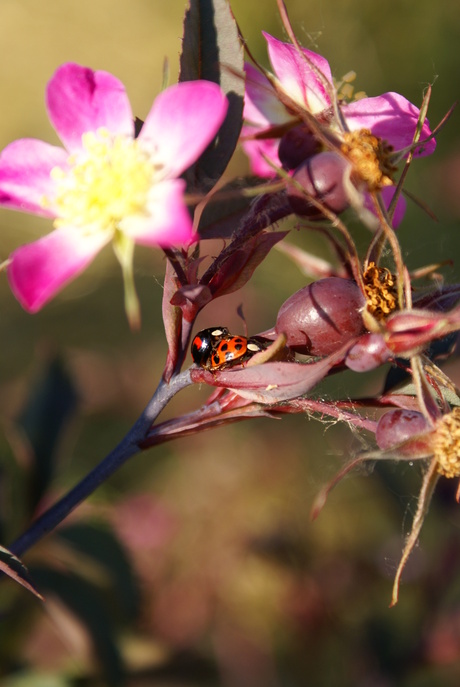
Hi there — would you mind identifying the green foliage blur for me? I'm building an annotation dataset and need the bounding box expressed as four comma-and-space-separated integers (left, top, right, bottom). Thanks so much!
0, 1, 459, 685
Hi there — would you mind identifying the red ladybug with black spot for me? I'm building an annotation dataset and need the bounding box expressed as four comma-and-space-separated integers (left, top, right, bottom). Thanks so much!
190, 327, 229, 368
191, 327, 267, 371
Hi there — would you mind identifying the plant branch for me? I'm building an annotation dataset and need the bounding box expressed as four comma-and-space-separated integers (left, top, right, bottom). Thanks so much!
9, 370, 193, 558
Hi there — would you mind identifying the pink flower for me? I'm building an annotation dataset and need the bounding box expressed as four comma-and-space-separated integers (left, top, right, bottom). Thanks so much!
0, 63, 228, 314
243, 33, 435, 176
242, 33, 435, 226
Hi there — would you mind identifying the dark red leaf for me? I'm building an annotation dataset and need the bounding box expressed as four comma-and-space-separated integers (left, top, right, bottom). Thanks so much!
180, 0, 245, 190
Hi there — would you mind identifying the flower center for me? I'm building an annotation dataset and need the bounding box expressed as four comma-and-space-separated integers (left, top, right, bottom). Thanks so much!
363, 262, 398, 320
433, 408, 460, 479
341, 129, 397, 191
49, 128, 157, 233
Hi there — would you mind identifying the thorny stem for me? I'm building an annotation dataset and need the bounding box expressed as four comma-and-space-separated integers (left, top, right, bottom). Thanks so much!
9, 370, 193, 558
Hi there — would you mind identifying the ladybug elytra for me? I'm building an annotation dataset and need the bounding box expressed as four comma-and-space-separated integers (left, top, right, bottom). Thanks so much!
191, 327, 267, 371
190, 327, 229, 368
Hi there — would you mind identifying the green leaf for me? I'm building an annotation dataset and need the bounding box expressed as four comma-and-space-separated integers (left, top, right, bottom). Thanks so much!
0, 545, 43, 599
180, 0, 245, 190
16, 356, 78, 513
56, 522, 140, 620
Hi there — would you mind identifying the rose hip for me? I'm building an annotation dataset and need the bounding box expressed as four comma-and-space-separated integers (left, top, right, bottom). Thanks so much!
376, 409, 432, 451
275, 277, 366, 355
287, 151, 351, 218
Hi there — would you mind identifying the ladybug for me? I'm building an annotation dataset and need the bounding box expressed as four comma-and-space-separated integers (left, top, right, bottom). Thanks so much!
209, 335, 251, 370
191, 327, 229, 368
191, 327, 267, 371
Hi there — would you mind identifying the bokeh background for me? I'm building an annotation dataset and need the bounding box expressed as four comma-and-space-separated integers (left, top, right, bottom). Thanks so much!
0, 1, 459, 686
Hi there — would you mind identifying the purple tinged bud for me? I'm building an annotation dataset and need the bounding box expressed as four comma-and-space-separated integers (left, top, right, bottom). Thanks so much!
275, 277, 366, 356
376, 410, 432, 451
287, 152, 351, 218
345, 333, 393, 372
278, 125, 320, 171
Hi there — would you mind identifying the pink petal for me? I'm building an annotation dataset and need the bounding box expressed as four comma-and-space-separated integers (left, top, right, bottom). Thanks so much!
343, 93, 436, 156
122, 179, 195, 247
139, 81, 228, 178
8, 227, 109, 312
244, 62, 292, 127
0, 138, 68, 216
46, 63, 134, 153
264, 33, 332, 113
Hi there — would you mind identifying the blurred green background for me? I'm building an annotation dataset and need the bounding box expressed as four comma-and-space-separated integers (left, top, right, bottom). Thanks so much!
0, 1, 460, 686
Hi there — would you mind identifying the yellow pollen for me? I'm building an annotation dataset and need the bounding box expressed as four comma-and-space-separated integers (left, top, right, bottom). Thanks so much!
363, 261, 398, 320
433, 408, 460, 479
49, 128, 157, 233
341, 128, 397, 191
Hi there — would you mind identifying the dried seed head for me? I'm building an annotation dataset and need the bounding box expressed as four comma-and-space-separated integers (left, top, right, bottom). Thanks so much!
340, 128, 397, 191
363, 262, 398, 321
433, 407, 460, 479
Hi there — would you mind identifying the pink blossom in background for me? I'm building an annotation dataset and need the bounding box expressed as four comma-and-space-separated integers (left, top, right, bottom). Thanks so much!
242, 32, 435, 177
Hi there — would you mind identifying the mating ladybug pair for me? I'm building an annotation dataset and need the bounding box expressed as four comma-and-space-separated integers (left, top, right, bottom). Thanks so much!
191, 326, 268, 371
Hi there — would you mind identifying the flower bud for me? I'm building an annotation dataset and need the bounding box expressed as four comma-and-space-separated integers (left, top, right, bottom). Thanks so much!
275, 277, 366, 355
287, 152, 351, 218
278, 125, 320, 171
345, 333, 392, 372
376, 410, 432, 451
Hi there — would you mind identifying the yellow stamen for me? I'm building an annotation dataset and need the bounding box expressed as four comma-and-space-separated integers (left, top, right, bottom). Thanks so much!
433, 408, 460, 478
341, 128, 397, 191
363, 261, 398, 320
48, 128, 157, 234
